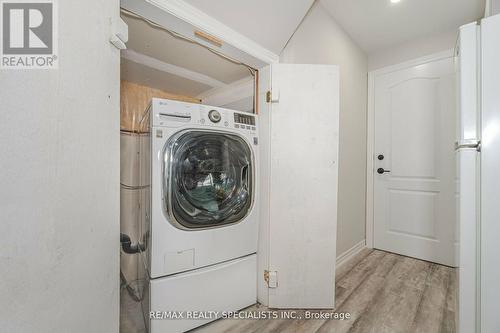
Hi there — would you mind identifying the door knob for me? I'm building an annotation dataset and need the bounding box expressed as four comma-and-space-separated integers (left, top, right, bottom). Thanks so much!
377, 168, 391, 174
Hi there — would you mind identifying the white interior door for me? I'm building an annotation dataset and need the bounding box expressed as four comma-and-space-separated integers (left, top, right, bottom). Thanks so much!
259, 64, 340, 308
372, 55, 457, 267
456, 21, 480, 333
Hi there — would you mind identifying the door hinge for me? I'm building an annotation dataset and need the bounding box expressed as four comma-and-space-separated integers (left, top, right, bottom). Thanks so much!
264, 270, 278, 288
455, 139, 481, 152
266, 90, 279, 103
110, 17, 128, 50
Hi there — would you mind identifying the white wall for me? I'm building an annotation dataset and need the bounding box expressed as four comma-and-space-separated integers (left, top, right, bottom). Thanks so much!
280, 1, 368, 256
486, 0, 495, 16
486, 0, 500, 16
368, 28, 458, 70
494, 0, 500, 15
0, 1, 120, 332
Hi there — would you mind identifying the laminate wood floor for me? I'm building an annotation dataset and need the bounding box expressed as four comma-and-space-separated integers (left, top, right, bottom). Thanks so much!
121, 249, 457, 333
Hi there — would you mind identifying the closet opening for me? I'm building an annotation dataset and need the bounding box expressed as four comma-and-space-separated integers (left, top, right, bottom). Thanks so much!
119, 7, 259, 333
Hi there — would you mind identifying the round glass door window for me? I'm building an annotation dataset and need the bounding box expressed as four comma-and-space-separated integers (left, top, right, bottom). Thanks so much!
164, 131, 253, 229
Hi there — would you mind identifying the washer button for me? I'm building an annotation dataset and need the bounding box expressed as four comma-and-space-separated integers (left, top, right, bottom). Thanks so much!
208, 110, 221, 123
235, 124, 239, 128
224, 121, 229, 127
200, 118, 205, 124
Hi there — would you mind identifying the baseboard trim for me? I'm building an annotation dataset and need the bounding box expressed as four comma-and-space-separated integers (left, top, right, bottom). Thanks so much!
336, 240, 366, 268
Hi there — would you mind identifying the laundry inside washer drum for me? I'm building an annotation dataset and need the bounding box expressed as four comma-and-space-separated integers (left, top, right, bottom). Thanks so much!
166, 132, 253, 229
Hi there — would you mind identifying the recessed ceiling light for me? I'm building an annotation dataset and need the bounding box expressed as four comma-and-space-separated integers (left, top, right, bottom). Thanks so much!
391, 0, 401, 3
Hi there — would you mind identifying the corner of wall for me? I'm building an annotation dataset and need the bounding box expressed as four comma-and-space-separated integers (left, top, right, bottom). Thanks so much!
277, 0, 369, 258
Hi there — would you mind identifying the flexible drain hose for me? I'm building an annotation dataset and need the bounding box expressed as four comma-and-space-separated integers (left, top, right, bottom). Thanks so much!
120, 233, 145, 254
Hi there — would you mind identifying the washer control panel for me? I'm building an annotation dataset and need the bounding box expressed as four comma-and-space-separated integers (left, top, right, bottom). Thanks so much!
233, 112, 257, 131
196, 105, 258, 133
151, 99, 258, 134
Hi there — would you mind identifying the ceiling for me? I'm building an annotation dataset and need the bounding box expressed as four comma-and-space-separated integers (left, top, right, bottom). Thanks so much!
121, 58, 212, 96
320, 0, 485, 53
184, 0, 315, 54
121, 0, 485, 97
121, 13, 252, 97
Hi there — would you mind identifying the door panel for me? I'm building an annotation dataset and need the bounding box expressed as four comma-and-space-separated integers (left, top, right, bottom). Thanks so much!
373, 56, 457, 266
262, 64, 340, 308
390, 78, 438, 178
388, 190, 437, 239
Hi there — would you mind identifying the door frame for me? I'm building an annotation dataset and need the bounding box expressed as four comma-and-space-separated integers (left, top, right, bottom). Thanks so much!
119, 0, 279, 304
365, 49, 455, 249
120, 0, 279, 69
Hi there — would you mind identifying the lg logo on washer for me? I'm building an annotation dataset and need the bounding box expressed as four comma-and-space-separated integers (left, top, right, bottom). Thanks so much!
1, 0, 58, 69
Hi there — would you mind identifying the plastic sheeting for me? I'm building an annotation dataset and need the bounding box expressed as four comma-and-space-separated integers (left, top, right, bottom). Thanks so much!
121, 80, 200, 292
120, 81, 201, 293
120, 80, 200, 133
120, 132, 149, 296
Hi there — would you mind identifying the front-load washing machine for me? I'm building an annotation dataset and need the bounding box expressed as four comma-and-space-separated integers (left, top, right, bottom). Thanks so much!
136, 98, 259, 333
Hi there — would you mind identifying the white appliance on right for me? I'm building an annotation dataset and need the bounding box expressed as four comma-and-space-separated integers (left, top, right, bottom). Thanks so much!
456, 14, 500, 333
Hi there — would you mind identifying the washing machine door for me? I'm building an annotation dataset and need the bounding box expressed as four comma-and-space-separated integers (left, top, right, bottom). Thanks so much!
164, 130, 253, 229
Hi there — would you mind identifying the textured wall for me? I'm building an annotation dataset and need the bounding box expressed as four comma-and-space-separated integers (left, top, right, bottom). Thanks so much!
0, 1, 120, 332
